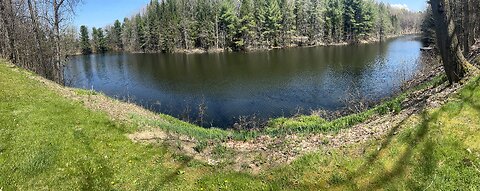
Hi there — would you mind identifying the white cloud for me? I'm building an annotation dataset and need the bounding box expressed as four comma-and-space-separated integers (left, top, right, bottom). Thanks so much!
390, 3, 410, 11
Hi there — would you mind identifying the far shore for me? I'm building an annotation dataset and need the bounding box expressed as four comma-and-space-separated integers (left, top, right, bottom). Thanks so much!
67, 33, 420, 57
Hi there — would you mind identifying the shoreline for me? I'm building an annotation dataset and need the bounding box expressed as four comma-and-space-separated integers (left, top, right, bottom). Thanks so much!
64, 33, 427, 131
173, 33, 418, 54
68, 33, 419, 56
5, 58, 478, 172
2, 57, 480, 189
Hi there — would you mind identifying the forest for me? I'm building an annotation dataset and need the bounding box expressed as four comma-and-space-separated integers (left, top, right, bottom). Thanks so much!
80, 0, 422, 54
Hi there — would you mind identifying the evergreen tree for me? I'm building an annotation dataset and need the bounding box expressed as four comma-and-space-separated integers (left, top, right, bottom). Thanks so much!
219, 0, 240, 50
94, 0, 422, 51
420, 6, 435, 46
79, 25, 91, 54
92, 27, 99, 52
343, 0, 357, 41
295, 0, 309, 36
95, 28, 108, 53
254, 0, 268, 46
195, 0, 216, 49
159, 0, 178, 52
134, 14, 147, 52
376, 2, 393, 39
145, 0, 160, 52
307, 0, 324, 43
121, 17, 134, 52
178, 0, 195, 50
358, 0, 376, 39
264, 0, 282, 46
239, 0, 257, 49
112, 20, 123, 51
280, 0, 296, 46
324, 0, 344, 42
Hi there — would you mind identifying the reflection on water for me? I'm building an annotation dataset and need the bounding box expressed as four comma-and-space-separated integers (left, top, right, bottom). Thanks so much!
65, 35, 425, 128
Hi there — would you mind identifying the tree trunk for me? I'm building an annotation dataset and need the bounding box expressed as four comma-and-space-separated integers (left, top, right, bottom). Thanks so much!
27, 0, 49, 78
0, 0, 16, 63
462, 0, 472, 55
53, 0, 65, 84
215, 14, 219, 50
430, 0, 469, 83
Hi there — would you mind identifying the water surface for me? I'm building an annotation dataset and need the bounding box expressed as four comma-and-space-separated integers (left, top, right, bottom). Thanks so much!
65, 35, 425, 128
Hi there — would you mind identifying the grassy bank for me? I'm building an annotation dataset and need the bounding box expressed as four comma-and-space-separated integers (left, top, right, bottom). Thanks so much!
130, 71, 447, 142
1, 61, 479, 190
265, 74, 446, 136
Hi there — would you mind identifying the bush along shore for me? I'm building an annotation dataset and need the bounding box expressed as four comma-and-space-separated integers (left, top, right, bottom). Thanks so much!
1, 53, 480, 189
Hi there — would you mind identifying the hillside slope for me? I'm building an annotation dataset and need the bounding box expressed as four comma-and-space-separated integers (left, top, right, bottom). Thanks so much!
1, 60, 479, 190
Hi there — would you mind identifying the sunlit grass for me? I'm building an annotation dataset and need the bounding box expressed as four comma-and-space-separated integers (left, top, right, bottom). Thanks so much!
1, 61, 479, 190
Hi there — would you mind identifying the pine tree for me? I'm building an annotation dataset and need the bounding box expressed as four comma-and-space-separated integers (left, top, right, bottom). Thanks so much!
343, 0, 357, 41
178, 0, 195, 50
358, 0, 376, 39
121, 17, 134, 52
254, 0, 268, 47
79, 25, 91, 54
324, 0, 343, 42
112, 20, 123, 51
376, 2, 393, 39
219, 0, 240, 50
159, 0, 179, 52
95, 28, 108, 53
92, 27, 99, 52
239, 0, 257, 49
295, 0, 309, 36
195, 0, 216, 49
420, 6, 435, 46
280, 0, 296, 46
264, 0, 282, 46
93, 0, 423, 51
134, 14, 146, 52
307, 0, 324, 43
145, 0, 160, 52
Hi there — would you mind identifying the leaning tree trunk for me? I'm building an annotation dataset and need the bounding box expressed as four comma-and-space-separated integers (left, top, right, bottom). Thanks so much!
430, 0, 470, 83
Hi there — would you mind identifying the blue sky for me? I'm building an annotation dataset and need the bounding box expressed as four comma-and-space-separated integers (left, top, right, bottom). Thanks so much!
379, 0, 427, 12
74, 0, 426, 28
74, 0, 150, 28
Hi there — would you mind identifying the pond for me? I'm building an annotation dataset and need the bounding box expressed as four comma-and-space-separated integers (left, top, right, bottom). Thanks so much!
65, 35, 426, 128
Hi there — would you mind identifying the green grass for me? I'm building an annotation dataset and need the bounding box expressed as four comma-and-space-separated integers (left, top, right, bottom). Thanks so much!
262, 76, 480, 190
264, 75, 447, 135
130, 73, 447, 141
1, 61, 479, 190
0, 63, 265, 190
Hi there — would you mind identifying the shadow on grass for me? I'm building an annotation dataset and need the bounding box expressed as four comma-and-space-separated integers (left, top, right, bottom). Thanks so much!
328, 100, 441, 190
73, 128, 114, 190
361, 111, 439, 190
330, 77, 480, 190
153, 154, 193, 190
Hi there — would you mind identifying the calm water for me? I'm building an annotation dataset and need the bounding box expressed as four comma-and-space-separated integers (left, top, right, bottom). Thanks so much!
65, 35, 425, 128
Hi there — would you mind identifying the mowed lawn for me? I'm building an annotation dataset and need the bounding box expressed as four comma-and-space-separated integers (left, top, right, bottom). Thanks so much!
1, 61, 479, 190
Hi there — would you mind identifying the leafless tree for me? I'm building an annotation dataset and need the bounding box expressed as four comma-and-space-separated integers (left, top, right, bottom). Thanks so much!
0, 0, 80, 84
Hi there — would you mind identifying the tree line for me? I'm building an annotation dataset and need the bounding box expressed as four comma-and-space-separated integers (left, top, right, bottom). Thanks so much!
79, 0, 422, 54
2, 0, 478, 87
0, 0, 79, 84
